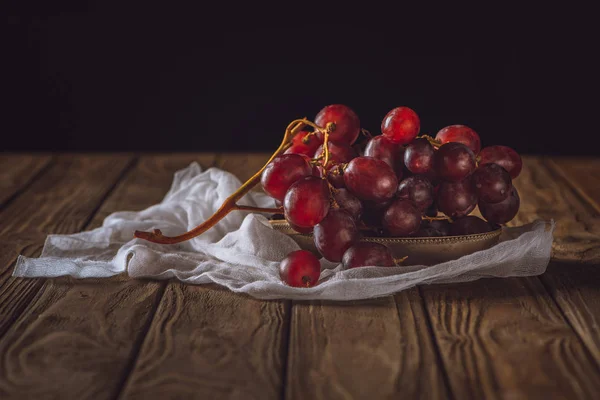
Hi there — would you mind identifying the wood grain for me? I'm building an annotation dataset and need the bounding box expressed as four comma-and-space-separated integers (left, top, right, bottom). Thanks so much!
510, 156, 600, 263
0, 154, 53, 207
531, 157, 600, 371
0, 154, 215, 400
0, 155, 134, 338
420, 277, 600, 399
0, 234, 46, 337
546, 156, 600, 214
120, 284, 289, 400
286, 292, 449, 400
0, 154, 134, 237
419, 157, 600, 399
119, 153, 289, 400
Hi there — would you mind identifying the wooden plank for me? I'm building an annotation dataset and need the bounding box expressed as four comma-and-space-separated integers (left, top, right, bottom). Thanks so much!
286, 292, 449, 400
511, 156, 600, 263
0, 154, 133, 237
0, 154, 53, 207
119, 153, 291, 400
419, 156, 600, 399
420, 277, 600, 399
120, 284, 289, 400
0, 154, 214, 400
546, 156, 600, 214
0, 154, 134, 338
0, 235, 46, 337
534, 157, 600, 371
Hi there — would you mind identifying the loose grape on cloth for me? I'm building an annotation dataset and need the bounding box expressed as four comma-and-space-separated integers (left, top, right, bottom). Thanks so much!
13, 162, 555, 300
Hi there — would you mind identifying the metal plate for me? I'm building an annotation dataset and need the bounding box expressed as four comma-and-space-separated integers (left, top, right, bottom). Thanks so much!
269, 219, 503, 266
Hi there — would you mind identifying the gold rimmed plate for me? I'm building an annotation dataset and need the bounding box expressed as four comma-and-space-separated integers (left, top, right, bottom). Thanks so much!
269, 219, 503, 266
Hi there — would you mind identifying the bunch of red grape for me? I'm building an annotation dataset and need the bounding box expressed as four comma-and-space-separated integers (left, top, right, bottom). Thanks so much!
261, 104, 522, 287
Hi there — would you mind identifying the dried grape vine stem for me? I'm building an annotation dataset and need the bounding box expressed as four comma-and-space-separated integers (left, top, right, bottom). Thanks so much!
134, 118, 334, 244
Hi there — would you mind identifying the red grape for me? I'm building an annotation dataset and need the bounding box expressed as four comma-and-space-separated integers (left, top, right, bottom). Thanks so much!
313, 209, 359, 262
314, 141, 357, 169
285, 130, 323, 157
315, 104, 361, 145
478, 145, 523, 179
435, 125, 481, 154
479, 186, 520, 224
383, 199, 422, 236
435, 142, 476, 182
284, 176, 330, 228
472, 163, 512, 204
342, 242, 395, 269
333, 188, 363, 220
437, 179, 478, 218
415, 219, 450, 237
326, 164, 346, 188
364, 135, 402, 171
404, 138, 435, 174
397, 175, 434, 212
261, 154, 313, 201
381, 107, 420, 145
449, 216, 491, 235
279, 250, 321, 287
343, 157, 398, 202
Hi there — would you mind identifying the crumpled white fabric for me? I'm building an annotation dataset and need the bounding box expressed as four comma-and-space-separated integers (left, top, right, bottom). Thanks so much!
13, 162, 555, 300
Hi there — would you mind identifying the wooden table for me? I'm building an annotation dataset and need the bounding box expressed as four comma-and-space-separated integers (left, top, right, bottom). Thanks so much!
0, 153, 599, 400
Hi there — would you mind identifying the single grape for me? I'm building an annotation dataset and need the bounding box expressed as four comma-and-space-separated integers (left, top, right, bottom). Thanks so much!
397, 175, 434, 212
313, 209, 360, 262
364, 135, 402, 171
478, 145, 523, 179
315, 104, 361, 145
435, 125, 481, 154
437, 179, 478, 218
261, 154, 313, 201
383, 199, 422, 236
472, 163, 512, 204
479, 186, 520, 224
404, 138, 435, 174
333, 188, 363, 220
435, 142, 476, 182
414, 219, 450, 237
342, 242, 395, 269
326, 164, 346, 188
381, 107, 420, 145
449, 216, 491, 235
279, 250, 321, 287
284, 176, 330, 228
314, 141, 357, 169
284, 130, 324, 157
343, 156, 398, 202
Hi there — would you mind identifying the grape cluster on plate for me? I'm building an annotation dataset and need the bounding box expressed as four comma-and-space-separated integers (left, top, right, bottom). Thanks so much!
261, 104, 523, 287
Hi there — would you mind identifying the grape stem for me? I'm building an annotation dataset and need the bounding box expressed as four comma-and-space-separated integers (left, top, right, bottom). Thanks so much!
422, 215, 451, 222
419, 134, 443, 148
393, 256, 408, 265
234, 205, 284, 213
134, 119, 309, 244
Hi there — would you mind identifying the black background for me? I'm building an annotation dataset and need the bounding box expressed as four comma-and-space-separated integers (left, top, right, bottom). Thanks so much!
1, 5, 595, 155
